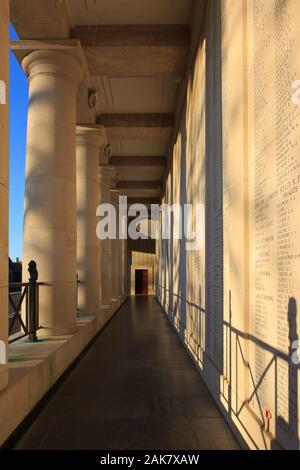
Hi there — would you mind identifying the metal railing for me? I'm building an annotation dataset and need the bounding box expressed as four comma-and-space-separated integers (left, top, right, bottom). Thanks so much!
9, 261, 43, 344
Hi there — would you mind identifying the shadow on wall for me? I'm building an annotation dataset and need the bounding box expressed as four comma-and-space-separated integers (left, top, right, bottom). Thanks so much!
221, 294, 299, 450
203, 0, 224, 399
177, 101, 187, 338
157, 0, 224, 419
156, 0, 299, 450
272, 298, 299, 450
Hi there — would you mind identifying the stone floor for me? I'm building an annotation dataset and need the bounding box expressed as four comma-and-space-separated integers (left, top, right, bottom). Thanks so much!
13, 296, 239, 450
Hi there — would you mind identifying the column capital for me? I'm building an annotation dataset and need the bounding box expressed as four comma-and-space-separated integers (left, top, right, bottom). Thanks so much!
99, 165, 116, 182
22, 49, 84, 85
110, 189, 121, 206
76, 126, 107, 148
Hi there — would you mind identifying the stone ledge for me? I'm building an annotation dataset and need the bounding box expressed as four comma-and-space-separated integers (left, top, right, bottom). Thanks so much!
0, 295, 127, 446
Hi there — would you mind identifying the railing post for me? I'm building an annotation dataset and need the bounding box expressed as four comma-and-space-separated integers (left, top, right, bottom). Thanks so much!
28, 260, 38, 342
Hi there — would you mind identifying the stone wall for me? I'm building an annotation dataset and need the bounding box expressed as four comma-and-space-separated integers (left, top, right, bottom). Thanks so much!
156, 0, 300, 450
129, 238, 156, 294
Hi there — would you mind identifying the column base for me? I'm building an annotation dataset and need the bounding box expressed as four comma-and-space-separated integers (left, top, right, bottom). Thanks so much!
109, 298, 121, 311
77, 307, 102, 317
99, 304, 111, 320
39, 324, 78, 338
100, 304, 111, 310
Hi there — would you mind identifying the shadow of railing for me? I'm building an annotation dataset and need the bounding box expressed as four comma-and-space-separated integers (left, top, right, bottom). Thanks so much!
156, 283, 299, 449
156, 283, 206, 365
222, 296, 299, 450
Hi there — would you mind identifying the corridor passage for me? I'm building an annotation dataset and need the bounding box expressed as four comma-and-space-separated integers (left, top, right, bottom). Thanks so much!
13, 297, 239, 450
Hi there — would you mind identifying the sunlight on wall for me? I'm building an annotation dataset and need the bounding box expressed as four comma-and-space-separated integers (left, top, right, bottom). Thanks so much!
156, 0, 300, 451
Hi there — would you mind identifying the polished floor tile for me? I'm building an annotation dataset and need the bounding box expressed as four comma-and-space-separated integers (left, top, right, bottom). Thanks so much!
14, 296, 239, 450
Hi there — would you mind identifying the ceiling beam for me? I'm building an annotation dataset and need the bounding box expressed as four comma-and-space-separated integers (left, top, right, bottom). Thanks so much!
97, 113, 174, 128
117, 181, 162, 190
127, 198, 160, 210
109, 156, 166, 167
71, 25, 190, 47
117, 186, 161, 198
71, 25, 190, 76
80, 114, 174, 140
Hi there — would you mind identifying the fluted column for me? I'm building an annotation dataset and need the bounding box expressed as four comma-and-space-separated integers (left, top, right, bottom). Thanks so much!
22, 50, 83, 335
99, 166, 115, 309
76, 127, 106, 315
0, 0, 9, 391
110, 190, 122, 301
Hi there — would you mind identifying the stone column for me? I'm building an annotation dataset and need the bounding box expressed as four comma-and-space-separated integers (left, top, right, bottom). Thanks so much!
0, 0, 9, 391
123, 237, 128, 296
117, 237, 123, 299
118, 194, 128, 300
110, 190, 122, 302
99, 166, 115, 310
117, 216, 123, 299
22, 50, 83, 335
119, 200, 128, 299
76, 127, 106, 315
120, 238, 126, 297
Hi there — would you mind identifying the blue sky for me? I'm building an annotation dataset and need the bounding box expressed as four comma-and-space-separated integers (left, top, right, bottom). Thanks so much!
9, 24, 28, 260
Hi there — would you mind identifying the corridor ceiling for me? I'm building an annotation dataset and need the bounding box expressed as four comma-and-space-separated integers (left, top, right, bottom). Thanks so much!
10, 0, 193, 205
